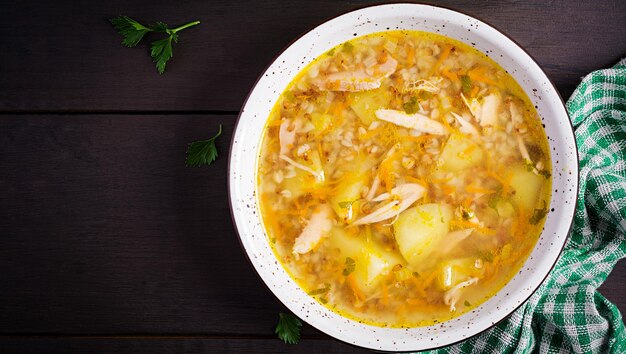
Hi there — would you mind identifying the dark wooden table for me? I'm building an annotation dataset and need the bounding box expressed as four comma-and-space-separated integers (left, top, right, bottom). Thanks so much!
1, 1, 625, 353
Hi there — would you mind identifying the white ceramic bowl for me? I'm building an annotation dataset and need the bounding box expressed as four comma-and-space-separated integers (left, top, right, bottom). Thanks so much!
229, 3, 578, 351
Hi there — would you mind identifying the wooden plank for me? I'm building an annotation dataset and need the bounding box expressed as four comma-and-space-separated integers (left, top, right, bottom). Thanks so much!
0, 338, 367, 354
0, 0, 624, 112
599, 260, 626, 311
0, 114, 295, 336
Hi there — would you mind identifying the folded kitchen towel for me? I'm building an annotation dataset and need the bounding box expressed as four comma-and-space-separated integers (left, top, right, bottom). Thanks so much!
426, 58, 626, 353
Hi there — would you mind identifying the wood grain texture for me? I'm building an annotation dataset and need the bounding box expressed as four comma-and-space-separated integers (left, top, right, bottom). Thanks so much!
0, 0, 624, 112
599, 260, 626, 311
0, 338, 368, 354
0, 115, 289, 335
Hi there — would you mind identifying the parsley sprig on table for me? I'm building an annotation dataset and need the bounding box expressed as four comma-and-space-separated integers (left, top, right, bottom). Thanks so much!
185, 125, 222, 167
275, 312, 302, 344
109, 15, 200, 74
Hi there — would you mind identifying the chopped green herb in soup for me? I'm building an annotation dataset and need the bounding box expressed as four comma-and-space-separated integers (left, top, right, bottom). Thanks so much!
257, 31, 551, 327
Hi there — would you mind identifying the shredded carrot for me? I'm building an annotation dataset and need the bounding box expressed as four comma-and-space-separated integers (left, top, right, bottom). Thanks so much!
347, 274, 365, 302
470, 85, 480, 97
404, 134, 435, 144
410, 277, 427, 298
465, 183, 496, 195
378, 149, 399, 193
293, 198, 302, 210
332, 101, 345, 118
461, 143, 477, 157
381, 281, 389, 305
451, 219, 496, 235
433, 44, 452, 72
395, 303, 407, 317
406, 44, 415, 67
468, 68, 499, 86
441, 67, 458, 81
422, 191, 430, 204
404, 176, 429, 188
440, 113, 454, 133
327, 174, 348, 187
406, 298, 426, 306
486, 170, 511, 194
429, 176, 452, 184
275, 210, 302, 216
422, 271, 438, 288
373, 222, 388, 234
441, 184, 456, 195
317, 141, 325, 160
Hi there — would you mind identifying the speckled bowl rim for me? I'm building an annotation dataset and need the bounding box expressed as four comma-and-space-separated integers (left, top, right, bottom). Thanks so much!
228, 2, 578, 352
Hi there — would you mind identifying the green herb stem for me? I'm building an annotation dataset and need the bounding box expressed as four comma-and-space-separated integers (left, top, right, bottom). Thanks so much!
171, 20, 201, 33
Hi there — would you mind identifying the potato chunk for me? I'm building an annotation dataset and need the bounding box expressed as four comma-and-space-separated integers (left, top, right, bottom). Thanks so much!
328, 228, 404, 292
438, 134, 484, 172
349, 88, 391, 125
438, 258, 483, 290
509, 164, 544, 211
330, 175, 367, 223
393, 203, 453, 268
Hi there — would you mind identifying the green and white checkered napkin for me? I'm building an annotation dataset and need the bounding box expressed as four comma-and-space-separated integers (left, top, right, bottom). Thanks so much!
426, 59, 626, 353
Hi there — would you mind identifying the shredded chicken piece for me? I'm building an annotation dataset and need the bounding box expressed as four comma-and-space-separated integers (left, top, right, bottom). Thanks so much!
516, 135, 541, 176
480, 93, 501, 127
444, 277, 479, 312
293, 204, 334, 254
516, 134, 532, 163
460, 92, 482, 119
468, 215, 484, 228
365, 175, 381, 201
315, 57, 398, 92
375, 109, 447, 135
461, 92, 501, 127
278, 119, 324, 181
440, 229, 474, 254
403, 78, 441, 93
366, 144, 398, 201
371, 183, 424, 202
351, 183, 426, 226
509, 101, 524, 125
279, 155, 325, 182
382, 212, 400, 226
450, 112, 479, 137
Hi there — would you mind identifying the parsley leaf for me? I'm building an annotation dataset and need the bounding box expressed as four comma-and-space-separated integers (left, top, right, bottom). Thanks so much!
479, 250, 495, 262
530, 202, 548, 225
343, 257, 356, 276
151, 35, 177, 74
460, 75, 473, 94
464, 300, 471, 307
110, 16, 152, 47
308, 284, 330, 296
538, 169, 552, 179
275, 312, 302, 344
338, 200, 356, 209
186, 125, 222, 167
110, 16, 200, 74
403, 96, 418, 114
525, 160, 536, 172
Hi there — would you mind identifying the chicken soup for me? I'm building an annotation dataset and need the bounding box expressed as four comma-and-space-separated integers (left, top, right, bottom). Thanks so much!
257, 31, 551, 327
